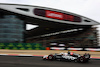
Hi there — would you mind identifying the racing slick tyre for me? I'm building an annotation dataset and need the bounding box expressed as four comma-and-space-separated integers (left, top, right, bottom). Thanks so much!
79, 57, 84, 63
48, 55, 54, 60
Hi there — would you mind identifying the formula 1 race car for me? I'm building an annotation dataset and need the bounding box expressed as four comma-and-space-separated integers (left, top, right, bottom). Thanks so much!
43, 51, 91, 63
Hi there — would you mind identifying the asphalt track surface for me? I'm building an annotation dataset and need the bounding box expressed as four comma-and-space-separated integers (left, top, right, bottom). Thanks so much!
0, 56, 100, 67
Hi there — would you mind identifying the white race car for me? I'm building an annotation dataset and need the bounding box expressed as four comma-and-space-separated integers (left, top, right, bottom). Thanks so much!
43, 51, 90, 63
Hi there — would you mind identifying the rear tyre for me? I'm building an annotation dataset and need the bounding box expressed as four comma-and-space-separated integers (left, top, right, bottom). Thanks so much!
79, 57, 84, 63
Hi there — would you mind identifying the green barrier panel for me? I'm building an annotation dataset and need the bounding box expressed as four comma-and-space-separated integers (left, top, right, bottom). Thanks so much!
35, 48, 40, 50
17, 43, 23, 47
26, 43, 32, 47
12, 47, 18, 50
0, 43, 5, 49
27, 47, 33, 50
5, 47, 10, 49
20, 47, 25, 50
0, 43, 5, 47
34, 43, 41, 47
8, 43, 14, 47
0, 43, 46, 50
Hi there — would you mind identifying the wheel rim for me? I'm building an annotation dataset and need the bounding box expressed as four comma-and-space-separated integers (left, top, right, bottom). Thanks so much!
49, 56, 52, 59
80, 58, 83, 62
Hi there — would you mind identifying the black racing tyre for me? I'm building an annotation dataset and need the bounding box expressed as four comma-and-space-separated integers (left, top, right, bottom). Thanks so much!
48, 55, 54, 60
79, 57, 84, 63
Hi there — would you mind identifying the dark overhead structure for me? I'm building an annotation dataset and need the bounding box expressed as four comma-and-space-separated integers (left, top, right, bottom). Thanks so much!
0, 3, 99, 47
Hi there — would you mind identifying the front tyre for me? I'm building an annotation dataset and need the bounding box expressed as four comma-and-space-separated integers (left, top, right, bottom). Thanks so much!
48, 55, 54, 60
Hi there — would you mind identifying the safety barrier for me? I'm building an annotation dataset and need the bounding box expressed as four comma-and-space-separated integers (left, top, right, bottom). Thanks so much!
67, 48, 83, 51
85, 48, 100, 51
0, 43, 100, 51
50, 47, 100, 51
0, 43, 45, 50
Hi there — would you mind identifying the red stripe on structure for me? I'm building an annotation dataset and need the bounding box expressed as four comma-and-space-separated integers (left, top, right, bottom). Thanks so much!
91, 57, 100, 59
